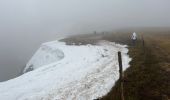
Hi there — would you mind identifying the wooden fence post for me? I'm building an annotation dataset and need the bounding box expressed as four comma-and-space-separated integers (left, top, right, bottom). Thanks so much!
118, 51, 125, 100
141, 35, 145, 53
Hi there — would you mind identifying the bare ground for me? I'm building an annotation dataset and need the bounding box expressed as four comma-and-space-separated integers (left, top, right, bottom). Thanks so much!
61, 31, 170, 100
100, 33, 170, 100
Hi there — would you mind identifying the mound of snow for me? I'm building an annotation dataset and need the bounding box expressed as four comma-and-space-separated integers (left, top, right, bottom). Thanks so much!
23, 44, 65, 73
0, 40, 131, 100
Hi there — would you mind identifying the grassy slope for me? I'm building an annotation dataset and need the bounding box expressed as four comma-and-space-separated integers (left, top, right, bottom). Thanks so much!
100, 33, 170, 100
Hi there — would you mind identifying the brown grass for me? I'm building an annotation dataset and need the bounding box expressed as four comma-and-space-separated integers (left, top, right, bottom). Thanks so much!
100, 33, 170, 100
61, 32, 170, 100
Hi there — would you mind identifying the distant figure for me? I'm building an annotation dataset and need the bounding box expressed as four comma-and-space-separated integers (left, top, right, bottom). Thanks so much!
131, 32, 137, 45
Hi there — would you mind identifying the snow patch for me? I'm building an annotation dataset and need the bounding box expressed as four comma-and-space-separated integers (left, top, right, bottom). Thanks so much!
23, 44, 65, 73
0, 40, 131, 100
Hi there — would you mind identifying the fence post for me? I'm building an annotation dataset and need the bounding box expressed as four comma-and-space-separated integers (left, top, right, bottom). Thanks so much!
141, 35, 145, 53
118, 51, 125, 100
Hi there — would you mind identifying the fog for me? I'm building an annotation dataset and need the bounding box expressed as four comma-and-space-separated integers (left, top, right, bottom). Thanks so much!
0, 0, 170, 81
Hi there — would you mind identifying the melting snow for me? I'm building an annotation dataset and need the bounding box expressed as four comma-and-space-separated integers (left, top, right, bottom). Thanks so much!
0, 40, 131, 100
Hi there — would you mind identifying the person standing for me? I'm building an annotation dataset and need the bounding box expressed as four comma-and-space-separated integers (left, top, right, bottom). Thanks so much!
131, 32, 137, 46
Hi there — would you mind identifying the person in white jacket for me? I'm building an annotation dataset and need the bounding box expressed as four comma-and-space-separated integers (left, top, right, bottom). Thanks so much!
131, 32, 137, 45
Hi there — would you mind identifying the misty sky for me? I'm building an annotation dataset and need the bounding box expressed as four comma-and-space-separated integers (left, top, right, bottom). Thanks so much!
0, 0, 170, 81
1, 0, 170, 34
